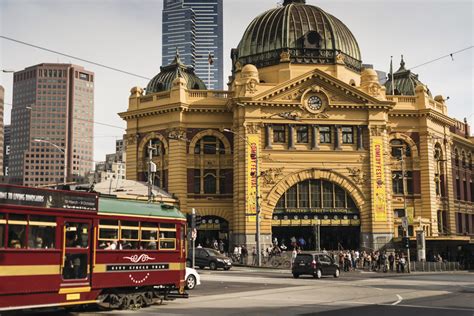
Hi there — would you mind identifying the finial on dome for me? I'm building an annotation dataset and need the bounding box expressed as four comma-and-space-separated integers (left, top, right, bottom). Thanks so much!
283, 0, 306, 5
400, 54, 406, 69
172, 47, 182, 65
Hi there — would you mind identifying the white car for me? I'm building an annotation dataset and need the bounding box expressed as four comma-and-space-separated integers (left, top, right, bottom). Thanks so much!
185, 267, 201, 290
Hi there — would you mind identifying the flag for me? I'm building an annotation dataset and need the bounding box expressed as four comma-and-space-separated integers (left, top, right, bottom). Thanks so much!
208, 52, 214, 65
390, 56, 394, 95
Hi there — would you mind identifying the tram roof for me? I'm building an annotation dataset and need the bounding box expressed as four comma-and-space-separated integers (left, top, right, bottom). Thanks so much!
98, 198, 185, 220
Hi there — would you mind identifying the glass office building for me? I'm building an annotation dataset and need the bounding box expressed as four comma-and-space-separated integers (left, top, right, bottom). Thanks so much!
162, 0, 224, 90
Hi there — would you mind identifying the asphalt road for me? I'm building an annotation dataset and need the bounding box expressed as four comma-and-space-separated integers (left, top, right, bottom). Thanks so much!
5, 268, 474, 316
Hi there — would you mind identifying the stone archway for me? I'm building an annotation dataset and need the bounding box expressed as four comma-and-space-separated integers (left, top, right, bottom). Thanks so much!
263, 168, 367, 250
264, 168, 366, 213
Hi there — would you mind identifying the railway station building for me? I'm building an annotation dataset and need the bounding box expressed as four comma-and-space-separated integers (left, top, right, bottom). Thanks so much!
120, 0, 473, 255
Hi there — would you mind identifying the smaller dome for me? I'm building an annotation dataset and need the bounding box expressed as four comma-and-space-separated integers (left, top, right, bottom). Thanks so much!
241, 64, 258, 74
384, 56, 431, 96
361, 68, 378, 82
146, 51, 207, 95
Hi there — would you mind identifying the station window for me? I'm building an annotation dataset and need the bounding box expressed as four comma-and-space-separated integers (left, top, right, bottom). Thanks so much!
342, 127, 354, 144
273, 125, 286, 143
28, 215, 56, 249
319, 126, 331, 144
296, 126, 309, 143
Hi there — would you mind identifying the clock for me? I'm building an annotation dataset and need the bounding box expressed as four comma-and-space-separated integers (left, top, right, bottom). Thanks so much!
307, 95, 323, 111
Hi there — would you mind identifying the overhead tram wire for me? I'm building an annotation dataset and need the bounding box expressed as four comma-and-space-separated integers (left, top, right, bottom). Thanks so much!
409, 46, 473, 70
3, 102, 125, 130
0, 35, 151, 80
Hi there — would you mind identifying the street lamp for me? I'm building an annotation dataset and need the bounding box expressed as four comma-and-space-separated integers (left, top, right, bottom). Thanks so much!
223, 128, 262, 267
398, 149, 411, 273
33, 139, 67, 184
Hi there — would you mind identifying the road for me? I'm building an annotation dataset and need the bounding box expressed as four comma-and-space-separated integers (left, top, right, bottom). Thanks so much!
9, 268, 474, 316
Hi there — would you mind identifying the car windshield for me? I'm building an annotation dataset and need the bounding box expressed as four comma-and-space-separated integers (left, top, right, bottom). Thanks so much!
206, 248, 222, 256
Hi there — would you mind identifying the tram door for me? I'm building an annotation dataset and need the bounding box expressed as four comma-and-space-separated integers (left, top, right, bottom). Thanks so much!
60, 219, 92, 286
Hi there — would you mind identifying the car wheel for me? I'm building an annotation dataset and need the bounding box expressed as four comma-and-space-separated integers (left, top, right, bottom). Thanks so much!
293, 273, 300, 279
334, 268, 340, 278
313, 269, 322, 279
209, 261, 217, 270
186, 274, 196, 290
224, 267, 231, 271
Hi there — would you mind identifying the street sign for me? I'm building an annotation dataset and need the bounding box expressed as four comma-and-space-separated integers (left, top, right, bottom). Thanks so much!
401, 216, 408, 230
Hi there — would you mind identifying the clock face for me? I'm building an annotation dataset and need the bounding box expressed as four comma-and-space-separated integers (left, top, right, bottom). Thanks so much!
307, 96, 323, 111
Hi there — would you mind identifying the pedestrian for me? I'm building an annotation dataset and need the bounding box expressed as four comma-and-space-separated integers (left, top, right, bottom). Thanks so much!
388, 252, 395, 272
241, 244, 248, 265
291, 248, 298, 268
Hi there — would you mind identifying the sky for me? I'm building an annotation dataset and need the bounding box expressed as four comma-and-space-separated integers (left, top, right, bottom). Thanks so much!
1, 0, 473, 163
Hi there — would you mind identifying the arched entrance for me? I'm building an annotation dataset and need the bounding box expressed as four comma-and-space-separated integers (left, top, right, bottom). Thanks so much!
197, 216, 229, 252
272, 179, 360, 250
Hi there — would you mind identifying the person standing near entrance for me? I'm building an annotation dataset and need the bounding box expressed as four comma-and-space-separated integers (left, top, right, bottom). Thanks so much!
298, 237, 306, 250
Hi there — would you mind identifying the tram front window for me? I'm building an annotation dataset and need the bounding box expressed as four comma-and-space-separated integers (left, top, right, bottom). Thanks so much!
63, 222, 89, 280
63, 254, 88, 279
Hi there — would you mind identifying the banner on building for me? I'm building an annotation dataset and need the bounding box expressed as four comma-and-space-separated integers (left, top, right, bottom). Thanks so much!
246, 134, 259, 218
371, 136, 387, 221
406, 206, 414, 224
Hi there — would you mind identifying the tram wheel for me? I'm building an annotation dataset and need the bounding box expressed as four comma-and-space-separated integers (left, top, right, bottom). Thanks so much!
119, 295, 130, 310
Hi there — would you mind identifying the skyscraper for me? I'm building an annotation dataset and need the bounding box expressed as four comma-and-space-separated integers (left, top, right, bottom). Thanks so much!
162, 0, 224, 90
9, 64, 94, 186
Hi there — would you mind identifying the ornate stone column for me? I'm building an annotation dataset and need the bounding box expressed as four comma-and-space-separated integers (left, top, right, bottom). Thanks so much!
357, 126, 364, 150
265, 124, 272, 149
288, 124, 295, 149
334, 125, 341, 150
311, 125, 319, 150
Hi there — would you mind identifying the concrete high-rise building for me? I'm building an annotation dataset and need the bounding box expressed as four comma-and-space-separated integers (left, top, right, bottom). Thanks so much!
0, 85, 4, 177
3, 125, 10, 178
162, 0, 224, 90
10, 64, 94, 186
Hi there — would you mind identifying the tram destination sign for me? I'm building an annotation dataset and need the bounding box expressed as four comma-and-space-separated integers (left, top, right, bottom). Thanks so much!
0, 184, 98, 212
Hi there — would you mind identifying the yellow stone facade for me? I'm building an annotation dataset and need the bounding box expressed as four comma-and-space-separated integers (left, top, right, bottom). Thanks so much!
119, 1, 473, 253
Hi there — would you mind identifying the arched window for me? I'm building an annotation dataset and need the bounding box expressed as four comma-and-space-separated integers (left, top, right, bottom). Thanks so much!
192, 134, 228, 195
390, 139, 411, 158
275, 180, 358, 212
434, 144, 445, 196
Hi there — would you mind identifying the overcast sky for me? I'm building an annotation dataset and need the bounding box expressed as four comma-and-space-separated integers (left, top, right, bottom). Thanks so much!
1, 0, 473, 162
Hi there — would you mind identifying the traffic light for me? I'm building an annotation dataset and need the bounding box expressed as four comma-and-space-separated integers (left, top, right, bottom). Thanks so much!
402, 236, 410, 249
195, 215, 202, 227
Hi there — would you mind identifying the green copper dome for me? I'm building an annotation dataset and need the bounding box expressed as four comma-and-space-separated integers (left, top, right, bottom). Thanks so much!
384, 56, 431, 96
235, 0, 362, 71
146, 52, 207, 95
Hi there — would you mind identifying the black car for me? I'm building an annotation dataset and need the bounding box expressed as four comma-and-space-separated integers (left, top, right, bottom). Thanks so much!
187, 247, 232, 270
292, 252, 340, 279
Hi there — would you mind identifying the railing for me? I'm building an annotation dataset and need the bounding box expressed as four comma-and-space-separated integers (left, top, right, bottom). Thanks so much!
410, 261, 461, 272
386, 96, 416, 103
188, 90, 233, 99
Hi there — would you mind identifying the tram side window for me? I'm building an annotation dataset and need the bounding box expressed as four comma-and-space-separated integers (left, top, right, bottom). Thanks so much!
98, 219, 119, 250
0, 213, 5, 248
159, 223, 176, 250
120, 221, 139, 249
28, 216, 56, 249
141, 222, 158, 250
8, 214, 27, 249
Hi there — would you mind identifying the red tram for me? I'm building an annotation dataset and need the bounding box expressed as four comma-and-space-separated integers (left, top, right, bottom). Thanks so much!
0, 184, 187, 311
